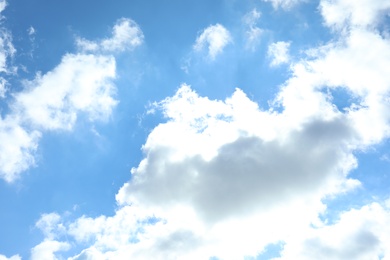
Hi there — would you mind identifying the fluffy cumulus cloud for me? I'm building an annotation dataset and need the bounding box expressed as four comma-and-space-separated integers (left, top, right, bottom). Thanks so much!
320, 0, 390, 29
193, 24, 232, 60
14, 54, 117, 130
76, 18, 144, 53
0, 16, 143, 182
21, 0, 390, 259
30, 240, 70, 260
268, 41, 291, 67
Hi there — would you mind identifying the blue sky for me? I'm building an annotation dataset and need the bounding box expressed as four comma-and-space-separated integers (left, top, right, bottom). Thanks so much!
0, 0, 390, 259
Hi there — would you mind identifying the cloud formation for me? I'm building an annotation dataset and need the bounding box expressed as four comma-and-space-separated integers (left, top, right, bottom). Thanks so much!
31, 240, 70, 260
76, 18, 144, 53
320, 0, 390, 29
0, 0, 16, 98
275, 201, 390, 259
242, 9, 262, 51
268, 41, 291, 67
14, 54, 117, 130
0, 16, 143, 182
193, 24, 232, 60
0, 117, 40, 182
0, 255, 20, 260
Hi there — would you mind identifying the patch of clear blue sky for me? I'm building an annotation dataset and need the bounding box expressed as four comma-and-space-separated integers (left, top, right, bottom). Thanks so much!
0, 0, 375, 258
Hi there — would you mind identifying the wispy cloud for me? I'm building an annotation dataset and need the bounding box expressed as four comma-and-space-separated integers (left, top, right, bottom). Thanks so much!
268, 41, 291, 67
27, 26, 35, 36
262, 0, 306, 10
193, 24, 232, 60
243, 9, 262, 51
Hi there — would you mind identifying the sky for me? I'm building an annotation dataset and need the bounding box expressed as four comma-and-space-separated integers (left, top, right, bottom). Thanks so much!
0, 0, 390, 259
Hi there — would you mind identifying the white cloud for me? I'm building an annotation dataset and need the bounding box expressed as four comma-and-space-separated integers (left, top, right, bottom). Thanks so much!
0, 254, 21, 260
283, 28, 390, 146
1, 54, 117, 182
0, 54, 117, 182
0, 0, 6, 14
0, 116, 41, 182
243, 9, 262, 51
268, 41, 291, 67
0, 30, 16, 74
193, 24, 232, 60
0, 16, 144, 182
31, 240, 70, 260
77, 18, 144, 53
275, 202, 390, 259
0, 2, 39, 183
27, 26, 35, 36
320, 0, 390, 29
31, 80, 364, 258
14, 54, 117, 131
36, 213, 66, 240
262, 0, 306, 10
32, 213, 70, 258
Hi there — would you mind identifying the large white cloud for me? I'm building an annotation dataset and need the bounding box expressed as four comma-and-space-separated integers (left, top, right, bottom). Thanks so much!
193, 24, 232, 60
